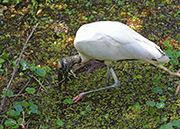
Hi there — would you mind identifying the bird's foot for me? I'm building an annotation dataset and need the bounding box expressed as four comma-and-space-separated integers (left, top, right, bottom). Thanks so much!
73, 93, 84, 103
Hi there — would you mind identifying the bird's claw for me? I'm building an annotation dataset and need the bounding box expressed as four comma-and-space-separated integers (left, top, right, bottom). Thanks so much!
73, 93, 84, 103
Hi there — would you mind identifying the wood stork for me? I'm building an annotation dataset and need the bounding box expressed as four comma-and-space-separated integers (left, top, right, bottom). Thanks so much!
58, 21, 169, 103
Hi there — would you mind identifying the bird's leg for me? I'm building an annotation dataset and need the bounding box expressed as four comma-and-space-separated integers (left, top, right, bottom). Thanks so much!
73, 66, 120, 103
106, 66, 111, 86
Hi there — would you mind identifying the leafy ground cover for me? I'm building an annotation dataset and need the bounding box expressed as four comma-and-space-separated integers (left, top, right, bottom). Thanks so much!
0, 0, 179, 128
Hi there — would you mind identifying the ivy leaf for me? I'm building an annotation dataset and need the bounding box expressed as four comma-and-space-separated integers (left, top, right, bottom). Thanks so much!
20, 59, 29, 71
166, 123, 173, 129
14, 104, 23, 113
45, 66, 51, 72
80, 111, 86, 115
63, 99, 73, 104
156, 102, 165, 109
57, 119, 63, 126
136, 75, 142, 79
30, 104, 40, 114
161, 116, 168, 122
21, 101, 29, 108
0, 58, 5, 64
25, 87, 35, 94
163, 40, 170, 46
17, 118, 24, 125
104, 114, 109, 119
30, 66, 36, 71
34, 68, 46, 77
146, 101, 155, 107
152, 86, 163, 94
85, 106, 92, 112
149, 107, 155, 116
7, 109, 20, 117
4, 119, 18, 128
7, 89, 14, 97
172, 120, 180, 127
0, 124, 3, 129
131, 102, 141, 110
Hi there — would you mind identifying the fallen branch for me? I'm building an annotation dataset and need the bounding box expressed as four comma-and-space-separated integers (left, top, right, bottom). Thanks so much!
0, 23, 39, 112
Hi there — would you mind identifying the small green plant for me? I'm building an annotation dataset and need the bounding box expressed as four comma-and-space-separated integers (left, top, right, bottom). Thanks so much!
131, 102, 141, 111
0, 46, 10, 74
4, 99, 40, 128
63, 99, 73, 104
163, 40, 180, 66
160, 120, 180, 129
57, 118, 64, 126
146, 99, 166, 117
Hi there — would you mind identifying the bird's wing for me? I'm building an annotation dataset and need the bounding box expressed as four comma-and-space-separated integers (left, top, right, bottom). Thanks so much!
74, 21, 169, 63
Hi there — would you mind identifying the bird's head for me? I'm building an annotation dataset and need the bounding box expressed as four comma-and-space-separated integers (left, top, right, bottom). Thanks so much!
58, 55, 81, 90
58, 57, 74, 90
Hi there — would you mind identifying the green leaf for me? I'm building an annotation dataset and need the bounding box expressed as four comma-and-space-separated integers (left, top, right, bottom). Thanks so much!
41, 17, 49, 20
159, 124, 167, 129
146, 101, 155, 107
104, 114, 109, 119
7, 109, 20, 116
0, 58, 5, 64
156, 102, 165, 109
160, 98, 166, 102
25, 87, 35, 94
82, 16, 88, 20
34, 68, 46, 77
30, 104, 39, 114
136, 75, 142, 79
80, 111, 86, 115
172, 120, 180, 127
7, 89, 14, 97
166, 123, 173, 129
14, 104, 23, 113
85, 1, 91, 7
15, 105, 22, 113
0, 124, 3, 129
170, 58, 179, 65
17, 117, 23, 125
4, 119, 17, 127
20, 59, 29, 71
21, 101, 29, 108
163, 40, 170, 46
45, 66, 51, 72
152, 86, 163, 94
156, 116, 160, 123
30, 66, 36, 71
57, 119, 63, 126
161, 116, 168, 122
131, 102, 141, 110
85, 106, 92, 112
0, 45, 2, 51
149, 107, 155, 116
160, 14, 165, 18
63, 99, 73, 104
118, 1, 124, 6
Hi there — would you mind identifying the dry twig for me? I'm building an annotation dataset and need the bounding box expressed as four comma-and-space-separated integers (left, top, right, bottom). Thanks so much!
0, 23, 39, 112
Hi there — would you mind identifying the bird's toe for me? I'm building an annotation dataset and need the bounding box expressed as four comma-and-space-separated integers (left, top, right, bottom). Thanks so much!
73, 93, 84, 103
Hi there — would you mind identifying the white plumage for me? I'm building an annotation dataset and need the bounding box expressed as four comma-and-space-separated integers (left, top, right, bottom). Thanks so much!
74, 21, 169, 64
58, 21, 169, 103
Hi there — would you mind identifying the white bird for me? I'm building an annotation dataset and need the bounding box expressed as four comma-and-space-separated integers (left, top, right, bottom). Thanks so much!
58, 21, 169, 103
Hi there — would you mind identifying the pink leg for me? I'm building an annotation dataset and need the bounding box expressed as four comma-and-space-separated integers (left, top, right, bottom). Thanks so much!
73, 93, 85, 103
73, 67, 120, 103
